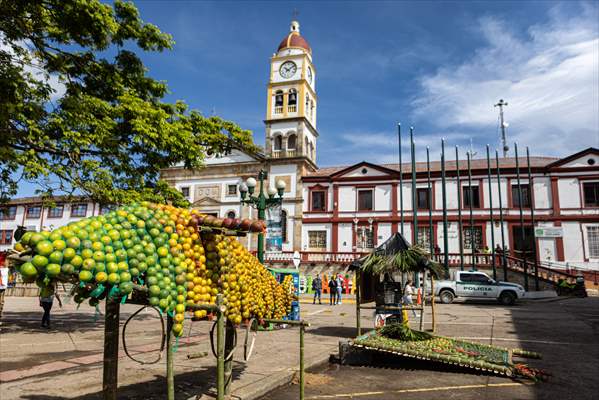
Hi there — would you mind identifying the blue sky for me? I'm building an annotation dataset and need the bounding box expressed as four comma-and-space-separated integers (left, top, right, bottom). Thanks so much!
132, 0, 598, 164
15, 0, 599, 196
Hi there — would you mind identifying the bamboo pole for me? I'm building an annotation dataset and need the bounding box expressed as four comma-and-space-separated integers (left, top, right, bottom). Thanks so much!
487, 145, 497, 280
300, 324, 305, 400
426, 147, 434, 257
216, 294, 225, 400
515, 144, 529, 290
224, 322, 235, 394
356, 271, 361, 336
398, 123, 404, 236
467, 152, 475, 270
103, 300, 120, 400
496, 150, 508, 281
419, 270, 426, 331
166, 315, 174, 400
527, 147, 540, 291
441, 139, 449, 278
455, 146, 464, 271
410, 127, 419, 288
431, 275, 436, 333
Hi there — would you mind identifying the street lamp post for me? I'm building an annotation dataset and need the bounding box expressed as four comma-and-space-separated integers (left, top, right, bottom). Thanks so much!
238, 169, 286, 263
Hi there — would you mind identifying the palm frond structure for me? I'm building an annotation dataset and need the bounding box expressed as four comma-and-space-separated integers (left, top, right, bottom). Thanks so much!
352, 233, 443, 278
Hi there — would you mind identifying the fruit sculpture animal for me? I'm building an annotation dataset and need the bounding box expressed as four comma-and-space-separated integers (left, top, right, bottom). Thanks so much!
12, 202, 293, 335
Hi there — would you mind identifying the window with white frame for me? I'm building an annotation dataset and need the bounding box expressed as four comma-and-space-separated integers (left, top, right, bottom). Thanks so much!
227, 184, 237, 196
308, 231, 327, 249
417, 228, 431, 249
587, 226, 599, 258
463, 226, 483, 250
357, 227, 374, 249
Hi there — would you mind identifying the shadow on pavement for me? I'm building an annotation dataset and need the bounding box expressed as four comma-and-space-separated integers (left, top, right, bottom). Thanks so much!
1, 310, 159, 335
307, 325, 357, 338
18, 363, 247, 400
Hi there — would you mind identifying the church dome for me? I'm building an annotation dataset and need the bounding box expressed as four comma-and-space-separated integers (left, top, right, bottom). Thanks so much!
277, 21, 311, 54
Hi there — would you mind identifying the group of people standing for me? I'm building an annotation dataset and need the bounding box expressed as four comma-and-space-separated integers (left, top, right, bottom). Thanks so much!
311, 275, 345, 305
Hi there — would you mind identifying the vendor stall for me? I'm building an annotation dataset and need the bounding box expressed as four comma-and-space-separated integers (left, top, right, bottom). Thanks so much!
350, 232, 443, 335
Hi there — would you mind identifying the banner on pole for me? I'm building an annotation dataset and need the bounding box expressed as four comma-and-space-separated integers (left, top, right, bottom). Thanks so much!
266, 205, 283, 252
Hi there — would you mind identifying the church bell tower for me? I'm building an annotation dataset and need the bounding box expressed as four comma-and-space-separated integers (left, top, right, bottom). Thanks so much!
265, 20, 318, 167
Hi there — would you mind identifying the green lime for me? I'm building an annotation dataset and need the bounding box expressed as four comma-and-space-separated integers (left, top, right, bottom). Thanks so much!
66, 237, 81, 249
79, 270, 93, 282
31, 255, 49, 270
46, 263, 61, 277
107, 272, 120, 285
70, 255, 83, 268
20, 232, 34, 246
20, 262, 38, 278
82, 259, 96, 271
35, 240, 54, 256
61, 263, 75, 275
62, 247, 76, 261
106, 262, 119, 274
119, 271, 131, 282
48, 251, 63, 264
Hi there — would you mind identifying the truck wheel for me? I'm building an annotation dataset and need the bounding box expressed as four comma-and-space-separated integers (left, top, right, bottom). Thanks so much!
439, 290, 454, 304
499, 291, 516, 306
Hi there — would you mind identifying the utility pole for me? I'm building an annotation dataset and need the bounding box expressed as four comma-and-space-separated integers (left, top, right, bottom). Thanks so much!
494, 99, 509, 157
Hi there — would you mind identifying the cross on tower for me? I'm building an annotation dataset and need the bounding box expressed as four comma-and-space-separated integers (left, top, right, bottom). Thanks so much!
292, 8, 299, 19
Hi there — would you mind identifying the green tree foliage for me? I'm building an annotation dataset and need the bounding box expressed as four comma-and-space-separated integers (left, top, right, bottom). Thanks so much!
0, 0, 256, 207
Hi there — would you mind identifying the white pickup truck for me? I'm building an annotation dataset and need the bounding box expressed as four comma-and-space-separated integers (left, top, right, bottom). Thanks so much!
434, 271, 526, 305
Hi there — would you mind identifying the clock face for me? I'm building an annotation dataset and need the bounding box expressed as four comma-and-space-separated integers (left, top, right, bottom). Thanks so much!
307, 67, 313, 84
279, 61, 297, 79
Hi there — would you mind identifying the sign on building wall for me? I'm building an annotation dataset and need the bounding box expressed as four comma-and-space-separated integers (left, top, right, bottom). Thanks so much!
266, 204, 283, 252
534, 227, 563, 238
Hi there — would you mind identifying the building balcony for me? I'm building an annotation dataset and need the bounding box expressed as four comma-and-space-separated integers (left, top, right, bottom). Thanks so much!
274, 106, 283, 114
287, 104, 297, 113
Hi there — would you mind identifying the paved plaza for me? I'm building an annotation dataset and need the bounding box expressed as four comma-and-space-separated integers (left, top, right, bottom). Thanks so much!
1, 296, 598, 400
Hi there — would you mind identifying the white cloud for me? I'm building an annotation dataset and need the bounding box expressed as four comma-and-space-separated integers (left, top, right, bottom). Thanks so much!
412, 3, 599, 155
0, 38, 66, 102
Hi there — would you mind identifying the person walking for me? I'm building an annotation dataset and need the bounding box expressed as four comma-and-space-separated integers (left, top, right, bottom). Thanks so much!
335, 275, 343, 305
312, 275, 322, 304
39, 284, 62, 329
328, 276, 337, 305
402, 280, 417, 317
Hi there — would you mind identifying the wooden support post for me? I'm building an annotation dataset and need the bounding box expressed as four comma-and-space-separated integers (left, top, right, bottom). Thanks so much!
419, 271, 426, 331
355, 272, 361, 337
224, 320, 235, 395
431, 276, 436, 333
300, 324, 305, 400
103, 299, 120, 400
216, 295, 225, 400
166, 315, 175, 400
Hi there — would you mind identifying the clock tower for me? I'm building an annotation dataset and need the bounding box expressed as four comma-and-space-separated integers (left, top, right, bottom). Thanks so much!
265, 20, 318, 168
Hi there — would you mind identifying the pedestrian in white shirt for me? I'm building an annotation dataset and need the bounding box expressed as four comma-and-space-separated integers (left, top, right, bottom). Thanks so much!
403, 280, 417, 317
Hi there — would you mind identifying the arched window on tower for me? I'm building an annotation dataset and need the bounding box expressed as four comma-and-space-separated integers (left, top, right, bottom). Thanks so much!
304, 137, 309, 156
305, 94, 310, 115
310, 142, 315, 160
273, 135, 283, 151
281, 209, 288, 243
288, 89, 297, 113
287, 134, 297, 151
310, 100, 315, 118
274, 90, 283, 114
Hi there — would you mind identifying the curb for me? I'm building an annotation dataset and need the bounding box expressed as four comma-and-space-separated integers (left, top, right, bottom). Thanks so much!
188, 353, 332, 400
234, 353, 331, 400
